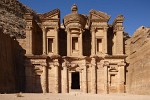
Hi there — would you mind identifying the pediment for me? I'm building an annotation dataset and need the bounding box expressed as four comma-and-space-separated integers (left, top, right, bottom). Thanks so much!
90, 10, 110, 22
39, 9, 60, 20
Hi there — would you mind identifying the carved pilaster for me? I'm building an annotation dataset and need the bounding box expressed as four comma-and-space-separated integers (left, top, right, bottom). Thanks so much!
67, 29, 71, 56
103, 61, 109, 94
53, 59, 59, 93
81, 60, 87, 93
91, 57, 97, 94
113, 15, 124, 55
25, 25, 33, 55
41, 63, 47, 93
91, 27, 96, 56
55, 27, 59, 55
62, 60, 69, 93
103, 27, 108, 55
79, 32, 83, 56
42, 27, 47, 55
117, 61, 125, 93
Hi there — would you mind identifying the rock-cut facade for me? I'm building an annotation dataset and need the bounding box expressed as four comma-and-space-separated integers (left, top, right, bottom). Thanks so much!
23, 4, 126, 94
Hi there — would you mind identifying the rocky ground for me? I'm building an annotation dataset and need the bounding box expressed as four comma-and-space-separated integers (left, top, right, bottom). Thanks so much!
0, 93, 150, 100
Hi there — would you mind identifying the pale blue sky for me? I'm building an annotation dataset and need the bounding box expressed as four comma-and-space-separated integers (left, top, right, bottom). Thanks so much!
19, 0, 150, 36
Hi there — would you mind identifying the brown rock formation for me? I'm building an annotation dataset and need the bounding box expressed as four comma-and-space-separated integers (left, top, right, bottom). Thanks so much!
0, 0, 36, 38
0, 27, 25, 93
126, 26, 150, 95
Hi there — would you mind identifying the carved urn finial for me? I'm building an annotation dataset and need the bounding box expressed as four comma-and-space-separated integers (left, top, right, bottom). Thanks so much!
71, 4, 78, 14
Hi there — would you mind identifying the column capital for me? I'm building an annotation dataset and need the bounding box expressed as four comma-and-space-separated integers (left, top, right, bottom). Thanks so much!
26, 26, 33, 30
113, 26, 124, 32
103, 61, 109, 67
41, 63, 47, 66
103, 26, 109, 31
118, 61, 125, 67
65, 27, 70, 33
62, 61, 68, 68
91, 27, 97, 33
42, 26, 48, 30
91, 57, 96, 66
53, 59, 59, 67
54, 27, 59, 32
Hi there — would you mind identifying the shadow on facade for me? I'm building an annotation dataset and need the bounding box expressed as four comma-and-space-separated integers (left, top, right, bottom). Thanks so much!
0, 29, 26, 93
58, 29, 67, 56
83, 29, 91, 56
107, 27, 113, 55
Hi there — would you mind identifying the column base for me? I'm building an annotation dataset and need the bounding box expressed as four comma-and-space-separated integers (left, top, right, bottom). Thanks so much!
118, 84, 125, 93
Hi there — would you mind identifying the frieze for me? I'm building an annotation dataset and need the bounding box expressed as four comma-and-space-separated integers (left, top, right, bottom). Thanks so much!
91, 22, 107, 26
42, 22, 58, 26
30, 60, 46, 65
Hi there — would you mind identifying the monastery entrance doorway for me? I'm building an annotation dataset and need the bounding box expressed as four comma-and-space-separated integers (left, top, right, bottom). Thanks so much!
71, 72, 80, 89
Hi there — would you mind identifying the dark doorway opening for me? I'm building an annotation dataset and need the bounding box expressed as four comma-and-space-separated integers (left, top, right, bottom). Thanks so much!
71, 72, 80, 89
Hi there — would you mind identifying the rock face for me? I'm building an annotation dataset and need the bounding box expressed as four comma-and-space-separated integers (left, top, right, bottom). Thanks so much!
0, 27, 25, 93
126, 26, 150, 95
0, 0, 150, 95
0, 0, 36, 38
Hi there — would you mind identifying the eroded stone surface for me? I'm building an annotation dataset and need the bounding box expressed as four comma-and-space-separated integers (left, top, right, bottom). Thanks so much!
126, 26, 150, 95
0, 1, 150, 95
23, 4, 126, 94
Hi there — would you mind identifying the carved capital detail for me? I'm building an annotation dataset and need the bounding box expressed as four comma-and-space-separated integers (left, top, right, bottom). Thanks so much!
26, 26, 33, 30
53, 59, 59, 67
34, 65, 43, 75
91, 57, 96, 66
118, 61, 125, 67
91, 27, 97, 33
104, 26, 109, 31
113, 26, 124, 32
103, 61, 109, 67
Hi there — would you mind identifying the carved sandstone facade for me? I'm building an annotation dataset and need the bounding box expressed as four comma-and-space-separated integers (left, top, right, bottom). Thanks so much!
24, 5, 126, 94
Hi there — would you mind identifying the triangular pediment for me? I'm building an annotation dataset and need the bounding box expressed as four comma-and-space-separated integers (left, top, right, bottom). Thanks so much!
90, 10, 110, 22
38, 9, 60, 20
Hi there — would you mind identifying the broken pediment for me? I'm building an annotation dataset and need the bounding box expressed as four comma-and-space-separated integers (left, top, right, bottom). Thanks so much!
90, 10, 110, 22
38, 9, 60, 20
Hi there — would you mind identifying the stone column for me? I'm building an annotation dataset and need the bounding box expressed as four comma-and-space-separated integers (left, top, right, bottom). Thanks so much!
91, 57, 97, 94
79, 32, 83, 56
24, 13, 34, 55
118, 62, 125, 93
42, 63, 47, 93
53, 59, 59, 93
91, 28, 96, 55
116, 27, 124, 55
55, 27, 59, 55
42, 27, 47, 55
67, 29, 71, 56
104, 27, 108, 54
82, 60, 88, 93
62, 60, 68, 93
113, 15, 124, 55
26, 26, 33, 55
69, 71, 71, 92
103, 61, 109, 94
